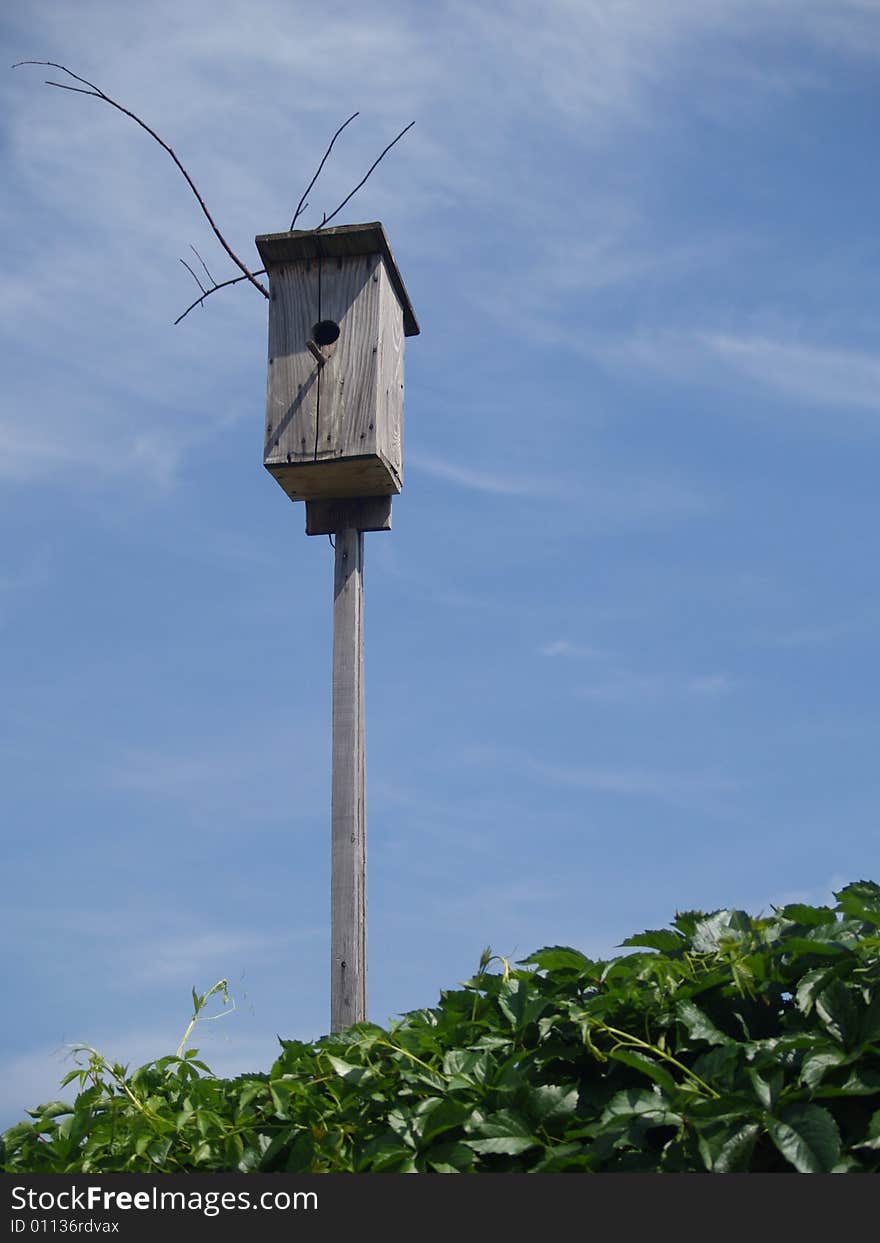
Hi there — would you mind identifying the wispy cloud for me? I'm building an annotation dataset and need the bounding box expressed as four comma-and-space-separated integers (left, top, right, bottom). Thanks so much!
540, 639, 604, 659
762, 616, 878, 648
529, 757, 739, 807
408, 452, 546, 496
463, 743, 739, 813
701, 334, 880, 412
540, 641, 734, 704
103, 728, 326, 825
409, 452, 711, 527
125, 928, 312, 986
589, 329, 880, 424
575, 671, 734, 705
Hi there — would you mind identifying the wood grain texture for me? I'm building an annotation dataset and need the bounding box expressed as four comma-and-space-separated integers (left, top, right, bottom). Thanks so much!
330, 527, 366, 1031
262, 251, 404, 500
318, 253, 381, 462
266, 456, 398, 500
377, 262, 405, 487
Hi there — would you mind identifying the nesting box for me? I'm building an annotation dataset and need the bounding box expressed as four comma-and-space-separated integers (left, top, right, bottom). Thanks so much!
255, 222, 419, 509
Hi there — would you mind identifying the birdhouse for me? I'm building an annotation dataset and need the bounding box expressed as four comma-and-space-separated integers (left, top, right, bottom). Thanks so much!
255, 222, 419, 519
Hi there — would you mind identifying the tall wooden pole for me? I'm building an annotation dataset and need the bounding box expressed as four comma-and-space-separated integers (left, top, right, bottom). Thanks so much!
330, 526, 366, 1031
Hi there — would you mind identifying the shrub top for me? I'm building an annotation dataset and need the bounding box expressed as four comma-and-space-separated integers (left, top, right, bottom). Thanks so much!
3, 881, 880, 1173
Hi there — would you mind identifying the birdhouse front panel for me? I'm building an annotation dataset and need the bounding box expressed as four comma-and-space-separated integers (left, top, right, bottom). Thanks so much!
256, 223, 418, 503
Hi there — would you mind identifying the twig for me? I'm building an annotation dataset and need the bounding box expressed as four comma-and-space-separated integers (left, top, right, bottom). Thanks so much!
317, 121, 415, 231
174, 267, 267, 325
180, 258, 207, 296
189, 244, 216, 287
290, 111, 359, 230
12, 61, 269, 300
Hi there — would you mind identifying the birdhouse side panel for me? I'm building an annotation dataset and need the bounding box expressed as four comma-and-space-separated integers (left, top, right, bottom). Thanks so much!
316, 254, 381, 462
376, 263, 405, 489
265, 264, 321, 466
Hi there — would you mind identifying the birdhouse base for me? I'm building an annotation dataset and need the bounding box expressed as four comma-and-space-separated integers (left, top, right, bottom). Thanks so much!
264, 454, 401, 503
305, 496, 392, 536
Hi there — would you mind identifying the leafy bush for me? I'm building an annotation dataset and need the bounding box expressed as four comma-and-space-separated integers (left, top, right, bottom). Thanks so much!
3, 881, 880, 1173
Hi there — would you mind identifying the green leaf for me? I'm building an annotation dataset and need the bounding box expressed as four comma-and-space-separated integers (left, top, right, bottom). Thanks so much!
496, 978, 547, 1030
619, 928, 686, 952
426, 1141, 476, 1172
671, 910, 707, 938
853, 1109, 880, 1152
676, 999, 732, 1046
748, 1068, 781, 1111
795, 966, 838, 1016
690, 909, 752, 953
323, 1054, 372, 1085
441, 1047, 491, 1087
416, 1098, 471, 1145
713, 1123, 761, 1173
525, 1084, 579, 1125
767, 1104, 841, 1173
608, 1049, 679, 1096
815, 1068, 880, 1098
467, 1109, 539, 1156
268, 1080, 295, 1119
235, 1080, 269, 1111
531, 1142, 593, 1172
466, 1134, 538, 1156
799, 1048, 848, 1090
815, 980, 859, 1047
518, 946, 595, 973
601, 1088, 682, 1127
784, 936, 853, 959
859, 991, 880, 1044
778, 903, 837, 926
835, 881, 880, 926
29, 1101, 73, 1120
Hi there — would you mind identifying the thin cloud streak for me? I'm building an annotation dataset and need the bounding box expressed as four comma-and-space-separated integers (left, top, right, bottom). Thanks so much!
589, 330, 880, 421
702, 334, 880, 411
463, 744, 740, 812
529, 759, 737, 801
408, 452, 546, 496
540, 642, 734, 703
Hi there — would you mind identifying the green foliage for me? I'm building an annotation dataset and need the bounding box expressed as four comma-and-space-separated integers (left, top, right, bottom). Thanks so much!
4, 882, 880, 1173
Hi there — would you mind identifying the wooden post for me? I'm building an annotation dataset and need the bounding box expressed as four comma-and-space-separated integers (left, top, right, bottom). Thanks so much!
330, 526, 366, 1031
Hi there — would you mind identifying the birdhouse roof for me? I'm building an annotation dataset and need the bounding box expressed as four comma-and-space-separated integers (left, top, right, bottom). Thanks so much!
255, 222, 420, 337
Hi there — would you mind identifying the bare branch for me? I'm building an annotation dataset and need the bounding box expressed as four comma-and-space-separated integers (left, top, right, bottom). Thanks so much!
13, 61, 269, 300
317, 121, 415, 231
290, 111, 359, 230
189, 244, 216, 287
180, 258, 208, 296
174, 268, 267, 326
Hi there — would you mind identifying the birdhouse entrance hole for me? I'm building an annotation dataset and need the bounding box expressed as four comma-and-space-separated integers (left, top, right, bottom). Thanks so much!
312, 319, 341, 346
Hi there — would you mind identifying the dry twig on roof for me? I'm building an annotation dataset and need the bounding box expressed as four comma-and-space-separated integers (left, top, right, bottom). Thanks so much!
14, 60, 414, 324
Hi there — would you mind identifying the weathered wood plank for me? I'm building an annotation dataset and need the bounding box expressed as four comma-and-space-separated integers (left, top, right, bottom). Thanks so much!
330, 528, 366, 1031
318, 253, 381, 463
266, 454, 399, 500
305, 496, 392, 536
264, 262, 320, 465
377, 262, 405, 487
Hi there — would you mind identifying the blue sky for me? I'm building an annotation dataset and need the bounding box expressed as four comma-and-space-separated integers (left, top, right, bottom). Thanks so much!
2, 0, 879, 1128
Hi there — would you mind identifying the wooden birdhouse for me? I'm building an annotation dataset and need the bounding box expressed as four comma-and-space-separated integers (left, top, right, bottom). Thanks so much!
255, 222, 419, 526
